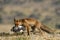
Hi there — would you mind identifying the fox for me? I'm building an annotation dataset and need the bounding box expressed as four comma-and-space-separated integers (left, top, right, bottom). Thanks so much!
14, 18, 55, 35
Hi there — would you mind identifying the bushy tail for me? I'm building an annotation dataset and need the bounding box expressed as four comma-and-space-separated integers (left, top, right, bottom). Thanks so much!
40, 24, 54, 34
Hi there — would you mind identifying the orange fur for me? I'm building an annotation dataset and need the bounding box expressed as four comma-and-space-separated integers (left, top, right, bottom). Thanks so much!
14, 18, 54, 35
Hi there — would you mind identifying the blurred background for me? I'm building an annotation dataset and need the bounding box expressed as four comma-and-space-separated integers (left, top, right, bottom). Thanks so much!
0, 0, 60, 29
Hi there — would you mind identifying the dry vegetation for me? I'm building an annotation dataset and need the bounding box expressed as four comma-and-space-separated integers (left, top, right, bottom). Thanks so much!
0, 24, 60, 40
0, 31, 60, 40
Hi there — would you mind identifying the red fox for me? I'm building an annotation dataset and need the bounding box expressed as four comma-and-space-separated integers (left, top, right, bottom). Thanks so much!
14, 18, 54, 35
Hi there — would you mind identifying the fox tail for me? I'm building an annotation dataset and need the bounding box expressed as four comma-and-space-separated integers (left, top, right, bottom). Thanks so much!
40, 24, 55, 34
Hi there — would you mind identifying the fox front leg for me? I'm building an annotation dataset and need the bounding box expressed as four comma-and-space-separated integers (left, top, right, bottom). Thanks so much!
23, 23, 30, 35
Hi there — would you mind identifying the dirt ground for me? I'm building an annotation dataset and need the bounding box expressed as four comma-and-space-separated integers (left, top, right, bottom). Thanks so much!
0, 24, 60, 40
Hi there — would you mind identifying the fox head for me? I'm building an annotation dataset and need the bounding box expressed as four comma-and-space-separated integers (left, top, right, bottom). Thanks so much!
14, 18, 22, 26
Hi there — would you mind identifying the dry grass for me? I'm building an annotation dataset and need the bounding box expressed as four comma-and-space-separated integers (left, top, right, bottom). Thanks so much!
0, 33, 60, 40
0, 24, 60, 40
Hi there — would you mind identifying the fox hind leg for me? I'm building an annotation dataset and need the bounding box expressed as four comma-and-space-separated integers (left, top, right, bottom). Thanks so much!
35, 22, 43, 35
31, 26, 35, 32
